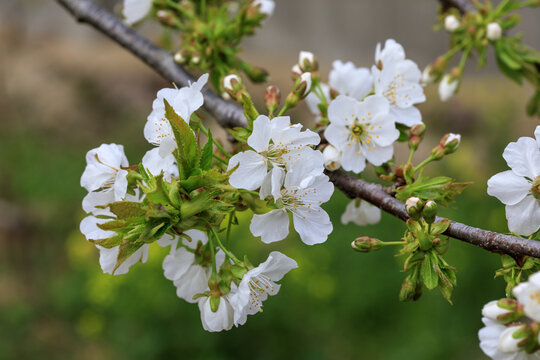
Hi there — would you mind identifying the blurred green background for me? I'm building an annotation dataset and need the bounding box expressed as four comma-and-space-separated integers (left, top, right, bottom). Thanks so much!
1, 1, 539, 359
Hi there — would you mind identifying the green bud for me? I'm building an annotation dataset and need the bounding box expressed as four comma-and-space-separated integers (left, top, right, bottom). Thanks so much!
423, 200, 438, 224
408, 123, 426, 151
351, 236, 384, 253
264, 85, 281, 115
442, 133, 461, 155
403, 163, 415, 184
405, 197, 424, 221
399, 272, 423, 302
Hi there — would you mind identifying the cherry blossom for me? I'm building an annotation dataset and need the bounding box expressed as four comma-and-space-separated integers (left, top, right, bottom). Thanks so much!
198, 294, 235, 332
325, 95, 399, 173
123, 0, 152, 25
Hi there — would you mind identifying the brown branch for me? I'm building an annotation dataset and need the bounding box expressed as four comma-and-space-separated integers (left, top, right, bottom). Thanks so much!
56, 0, 540, 259
438, 0, 475, 14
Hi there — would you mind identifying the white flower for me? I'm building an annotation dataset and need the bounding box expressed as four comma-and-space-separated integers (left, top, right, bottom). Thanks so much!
375, 39, 406, 67
329, 60, 373, 101
513, 272, 540, 322
198, 295, 235, 332
81, 143, 129, 201
228, 115, 322, 199
372, 39, 426, 127
142, 147, 178, 182
144, 74, 208, 157
487, 126, 540, 236
252, 0, 275, 17
229, 251, 297, 326
162, 230, 225, 303
478, 318, 538, 360
249, 159, 334, 245
80, 214, 149, 275
438, 74, 459, 102
341, 199, 381, 226
323, 145, 342, 171
487, 22, 503, 41
291, 64, 303, 78
444, 15, 460, 32
325, 95, 399, 173
123, 0, 152, 25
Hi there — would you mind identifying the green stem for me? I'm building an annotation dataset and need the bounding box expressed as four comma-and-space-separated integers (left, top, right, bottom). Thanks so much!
277, 103, 291, 117
381, 241, 406, 247
414, 156, 435, 172
208, 229, 217, 274
164, 0, 195, 20
210, 227, 241, 264
198, 123, 231, 159
226, 212, 234, 247
407, 148, 415, 165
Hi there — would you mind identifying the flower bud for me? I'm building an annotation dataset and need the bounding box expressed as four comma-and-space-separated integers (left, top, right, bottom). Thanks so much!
442, 133, 461, 155
351, 236, 384, 253
299, 51, 318, 72
421, 66, 435, 84
423, 200, 438, 223
408, 123, 426, 151
322, 145, 342, 171
399, 274, 423, 302
291, 64, 302, 81
438, 74, 459, 102
444, 15, 460, 32
406, 197, 424, 221
173, 50, 187, 64
497, 325, 526, 353
223, 74, 244, 100
285, 72, 312, 108
156, 10, 176, 26
483, 299, 525, 323
487, 22, 502, 41
298, 72, 312, 97
252, 0, 275, 17
264, 85, 281, 114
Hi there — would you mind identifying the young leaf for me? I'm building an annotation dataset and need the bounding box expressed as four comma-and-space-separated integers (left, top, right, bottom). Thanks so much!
200, 129, 214, 171
164, 99, 200, 178
422, 254, 439, 290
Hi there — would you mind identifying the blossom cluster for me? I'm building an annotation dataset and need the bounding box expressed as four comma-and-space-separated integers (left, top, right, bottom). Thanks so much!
79, 74, 300, 332
479, 271, 540, 359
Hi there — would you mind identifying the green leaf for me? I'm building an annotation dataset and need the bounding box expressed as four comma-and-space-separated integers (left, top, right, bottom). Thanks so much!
526, 91, 540, 117
395, 176, 471, 206
164, 99, 200, 179
90, 234, 123, 248
200, 129, 214, 171
430, 219, 450, 235
109, 201, 146, 219
422, 254, 439, 290
227, 127, 251, 143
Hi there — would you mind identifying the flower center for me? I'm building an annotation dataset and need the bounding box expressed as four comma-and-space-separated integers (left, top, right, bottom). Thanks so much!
532, 176, 540, 200
351, 124, 364, 137
247, 275, 276, 313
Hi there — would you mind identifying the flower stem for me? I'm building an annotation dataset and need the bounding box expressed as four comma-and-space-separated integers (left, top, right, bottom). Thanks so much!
210, 226, 241, 264
414, 156, 435, 172
407, 148, 415, 165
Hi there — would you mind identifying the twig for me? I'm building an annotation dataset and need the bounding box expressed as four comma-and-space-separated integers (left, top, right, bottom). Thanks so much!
56, 0, 540, 258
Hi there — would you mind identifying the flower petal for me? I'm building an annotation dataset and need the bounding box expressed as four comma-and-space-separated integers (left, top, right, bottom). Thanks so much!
250, 209, 290, 244
248, 115, 272, 152
487, 170, 530, 205
228, 151, 268, 190
503, 137, 540, 178
292, 207, 332, 245
506, 195, 540, 236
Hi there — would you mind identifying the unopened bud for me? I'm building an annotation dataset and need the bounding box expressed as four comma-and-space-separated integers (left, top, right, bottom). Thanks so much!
252, 0, 275, 17
442, 133, 461, 155
223, 74, 244, 101
438, 74, 459, 102
291, 64, 302, 81
299, 50, 318, 72
351, 236, 384, 253
487, 22, 502, 41
421, 66, 435, 84
497, 325, 526, 353
173, 50, 187, 64
285, 72, 312, 108
191, 53, 201, 65
406, 197, 424, 220
323, 145, 342, 171
423, 200, 438, 223
399, 274, 423, 302
444, 15, 460, 32
483, 299, 524, 323
157, 10, 175, 26
264, 85, 281, 114
408, 123, 426, 151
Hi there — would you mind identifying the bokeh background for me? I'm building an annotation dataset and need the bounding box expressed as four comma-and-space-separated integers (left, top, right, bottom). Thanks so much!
1, 0, 540, 359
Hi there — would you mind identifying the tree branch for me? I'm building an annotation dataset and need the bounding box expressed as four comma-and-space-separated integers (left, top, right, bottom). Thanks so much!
438, 0, 475, 14
56, 0, 540, 259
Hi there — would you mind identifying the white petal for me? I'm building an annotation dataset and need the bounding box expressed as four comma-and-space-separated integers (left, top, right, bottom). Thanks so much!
228, 151, 268, 190
123, 0, 152, 25
506, 195, 540, 236
258, 251, 298, 281
113, 169, 129, 201
80, 215, 116, 240
324, 123, 349, 152
82, 191, 115, 214
329, 60, 373, 100
503, 137, 540, 179
370, 113, 399, 147
198, 297, 234, 332
163, 247, 194, 281
142, 147, 178, 181
487, 170, 531, 205
341, 142, 366, 173
174, 265, 211, 303
250, 209, 290, 244
328, 95, 358, 127
390, 106, 423, 127
363, 144, 394, 166
535, 126, 540, 149
341, 200, 381, 226
292, 207, 332, 245
182, 229, 209, 249
248, 115, 272, 152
